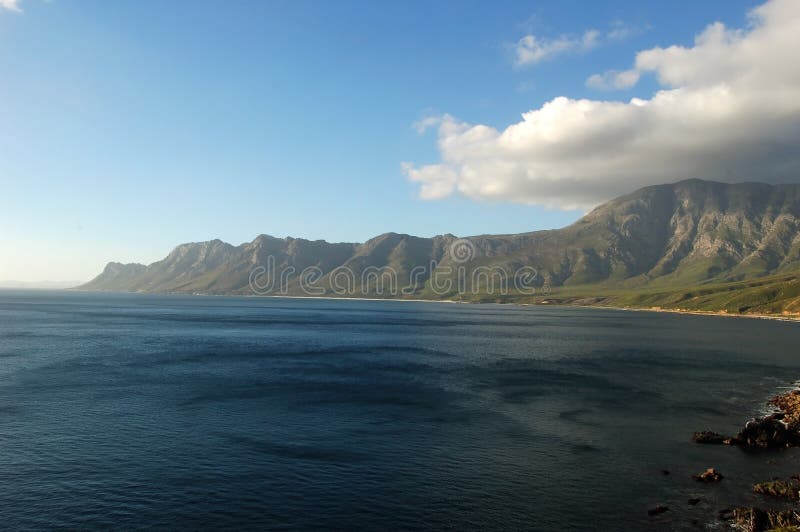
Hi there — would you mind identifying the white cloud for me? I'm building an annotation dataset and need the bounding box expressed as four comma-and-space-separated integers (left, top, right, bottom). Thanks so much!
606, 20, 641, 42
514, 30, 601, 66
405, 0, 800, 209
412, 115, 442, 135
0, 0, 21, 12
513, 23, 638, 67
586, 69, 640, 90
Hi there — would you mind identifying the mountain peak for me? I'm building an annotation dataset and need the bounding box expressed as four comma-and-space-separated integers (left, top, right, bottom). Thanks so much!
80, 179, 800, 296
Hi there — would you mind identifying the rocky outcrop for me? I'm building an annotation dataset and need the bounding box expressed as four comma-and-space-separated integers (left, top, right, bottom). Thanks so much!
691, 431, 726, 444
735, 414, 797, 448
693, 468, 723, 482
753, 478, 800, 500
723, 507, 800, 532
692, 390, 800, 449
769, 390, 800, 429
690, 387, 800, 530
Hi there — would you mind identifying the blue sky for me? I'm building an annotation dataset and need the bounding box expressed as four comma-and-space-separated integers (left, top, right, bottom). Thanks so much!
0, 0, 771, 281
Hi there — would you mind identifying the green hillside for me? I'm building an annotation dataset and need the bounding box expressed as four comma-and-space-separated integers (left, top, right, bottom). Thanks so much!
80, 179, 800, 318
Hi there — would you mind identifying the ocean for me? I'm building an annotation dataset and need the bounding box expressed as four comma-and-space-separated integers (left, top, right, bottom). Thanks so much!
1, 290, 799, 530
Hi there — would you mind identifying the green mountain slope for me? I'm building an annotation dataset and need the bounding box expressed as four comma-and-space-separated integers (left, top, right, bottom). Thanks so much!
80, 179, 800, 316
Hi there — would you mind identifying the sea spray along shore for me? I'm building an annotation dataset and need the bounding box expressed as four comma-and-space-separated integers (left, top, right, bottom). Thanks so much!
686, 387, 800, 530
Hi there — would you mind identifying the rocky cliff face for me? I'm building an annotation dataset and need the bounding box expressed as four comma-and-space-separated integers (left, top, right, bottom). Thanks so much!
559, 179, 800, 286
80, 179, 800, 297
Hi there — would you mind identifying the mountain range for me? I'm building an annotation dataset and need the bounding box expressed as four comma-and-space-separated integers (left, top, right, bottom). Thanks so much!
81, 179, 800, 316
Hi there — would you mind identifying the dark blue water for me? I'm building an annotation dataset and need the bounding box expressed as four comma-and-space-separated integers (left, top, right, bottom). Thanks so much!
2, 291, 800, 530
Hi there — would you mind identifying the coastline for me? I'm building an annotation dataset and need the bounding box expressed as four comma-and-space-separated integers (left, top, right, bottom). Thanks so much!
688, 386, 800, 530
63, 287, 800, 322
586, 304, 800, 323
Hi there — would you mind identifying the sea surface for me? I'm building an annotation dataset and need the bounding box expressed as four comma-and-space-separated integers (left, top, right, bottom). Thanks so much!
1, 290, 800, 530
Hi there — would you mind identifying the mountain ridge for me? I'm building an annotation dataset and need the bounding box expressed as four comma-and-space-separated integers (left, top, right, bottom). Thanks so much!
81, 179, 800, 313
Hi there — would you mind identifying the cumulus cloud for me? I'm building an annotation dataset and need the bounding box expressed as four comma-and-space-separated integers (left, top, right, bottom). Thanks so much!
405, 0, 800, 209
0, 0, 21, 12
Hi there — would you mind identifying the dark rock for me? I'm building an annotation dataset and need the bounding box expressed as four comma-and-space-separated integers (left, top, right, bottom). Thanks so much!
753, 478, 800, 500
693, 467, 723, 482
692, 431, 726, 444
648, 505, 669, 516
687, 497, 701, 505
735, 416, 796, 448
660, 469, 670, 475
717, 507, 733, 520
725, 506, 800, 532
694, 391, 800, 450
731, 507, 768, 532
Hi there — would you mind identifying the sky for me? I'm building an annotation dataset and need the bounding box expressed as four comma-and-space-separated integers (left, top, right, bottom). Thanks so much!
2, 0, 797, 282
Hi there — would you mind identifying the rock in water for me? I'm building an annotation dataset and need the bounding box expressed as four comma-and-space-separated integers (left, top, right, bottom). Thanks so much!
647, 505, 669, 516
769, 390, 800, 430
693, 468, 723, 482
731, 508, 768, 532
752, 478, 800, 500
735, 415, 794, 448
727, 507, 800, 532
691, 389, 800, 450
691, 431, 726, 444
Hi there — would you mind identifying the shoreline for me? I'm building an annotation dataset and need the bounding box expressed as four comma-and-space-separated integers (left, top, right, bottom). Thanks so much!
59, 288, 800, 322
587, 304, 800, 323
62, 288, 467, 305
689, 386, 800, 530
